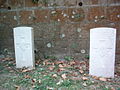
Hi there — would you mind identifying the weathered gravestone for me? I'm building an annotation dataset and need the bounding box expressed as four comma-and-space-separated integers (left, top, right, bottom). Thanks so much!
13, 27, 35, 69
89, 27, 116, 78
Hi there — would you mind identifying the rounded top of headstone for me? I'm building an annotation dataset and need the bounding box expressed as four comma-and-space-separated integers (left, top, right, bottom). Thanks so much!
90, 27, 116, 31
14, 26, 33, 30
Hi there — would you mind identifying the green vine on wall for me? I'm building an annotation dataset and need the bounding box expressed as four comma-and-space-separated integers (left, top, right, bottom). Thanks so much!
74, 14, 84, 19
32, 0, 48, 5
32, 0, 39, 4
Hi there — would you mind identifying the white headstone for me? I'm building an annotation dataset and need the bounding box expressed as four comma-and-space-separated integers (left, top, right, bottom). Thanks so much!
89, 27, 116, 78
13, 27, 35, 69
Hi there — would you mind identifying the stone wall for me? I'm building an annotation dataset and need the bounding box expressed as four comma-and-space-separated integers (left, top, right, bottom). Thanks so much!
0, 0, 120, 60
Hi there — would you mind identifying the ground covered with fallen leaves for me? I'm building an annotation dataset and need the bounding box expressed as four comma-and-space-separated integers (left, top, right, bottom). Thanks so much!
0, 58, 120, 90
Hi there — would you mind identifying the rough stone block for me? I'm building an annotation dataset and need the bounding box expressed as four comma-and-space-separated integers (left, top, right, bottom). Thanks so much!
0, 30, 11, 40
67, 23, 90, 40
87, 21, 118, 30
69, 40, 88, 54
89, 0, 98, 4
55, 0, 65, 6
68, 8, 85, 22
34, 9, 49, 23
50, 8, 68, 22
53, 40, 70, 55
0, 11, 17, 25
107, 0, 120, 4
59, 23, 74, 40
87, 6, 106, 21
0, 0, 7, 9
25, 0, 38, 7
8, 0, 25, 9
65, 0, 77, 6
89, 0, 108, 5
19, 10, 33, 24
107, 6, 120, 22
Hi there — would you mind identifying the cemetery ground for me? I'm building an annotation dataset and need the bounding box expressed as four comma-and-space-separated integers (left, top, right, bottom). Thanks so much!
0, 57, 120, 90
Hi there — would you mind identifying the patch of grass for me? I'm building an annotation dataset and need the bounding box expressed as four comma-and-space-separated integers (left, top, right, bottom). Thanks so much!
96, 85, 112, 90
32, 0, 39, 4
102, 88, 111, 90
8, 63, 14, 67
60, 79, 73, 87
0, 69, 10, 74
0, 66, 4, 71
85, 55, 89, 59
64, 56, 74, 61
74, 14, 84, 19
58, 80, 83, 90
0, 76, 17, 90
33, 75, 57, 89
85, 80, 94, 86
44, 55, 57, 60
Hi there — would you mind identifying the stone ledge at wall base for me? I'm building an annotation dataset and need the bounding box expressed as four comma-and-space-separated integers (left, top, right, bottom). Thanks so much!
13, 26, 35, 69
89, 27, 116, 78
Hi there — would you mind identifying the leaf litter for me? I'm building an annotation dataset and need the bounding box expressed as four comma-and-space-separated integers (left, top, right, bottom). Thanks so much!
0, 58, 120, 90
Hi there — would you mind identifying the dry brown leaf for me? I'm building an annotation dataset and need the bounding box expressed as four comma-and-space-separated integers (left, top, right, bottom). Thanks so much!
43, 60, 49, 65
48, 66, 55, 70
55, 61, 65, 64
79, 70, 84, 74
59, 64, 64, 68
75, 66, 82, 70
14, 85, 20, 90
83, 74, 87, 76
111, 87, 116, 90
32, 79, 37, 82
72, 72, 78, 77
83, 82, 87, 86
63, 64, 71, 68
46, 62, 52, 65
47, 86, 54, 90
24, 75, 31, 79
92, 76, 99, 80
22, 69, 30, 72
57, 68, 66, 72
9, 70, 14, 72
51, 62, 55, 66
70, 77, 81, 80
61, 73, 67, 79
52, 74, 57, 78
107, 79, 112, 82
56, 79, 64, 85
32, 85, 35, 88
4, 58, 11, 60
74, 60, 80, 65
7, 67, 12, 69
99, 77, 107, 81
38, 80, 41, 84
82, 77, 88, 81
80, 61, 86, 65
69, 61, 76, 65
36, 60, 40, 63
43, 62, 46, 65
